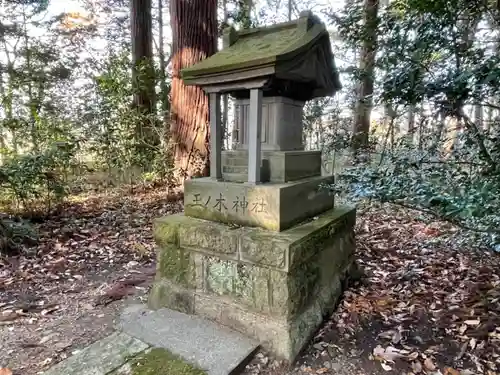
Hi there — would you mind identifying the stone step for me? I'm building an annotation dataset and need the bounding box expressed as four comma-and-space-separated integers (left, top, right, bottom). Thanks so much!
222, 172, 248, 182
118, 304, 259, 375
222, 165, 248, 174
42, 332, 150, 375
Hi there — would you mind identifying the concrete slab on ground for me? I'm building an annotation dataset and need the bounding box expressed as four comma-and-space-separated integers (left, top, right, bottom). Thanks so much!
42, 331, 149, 375
117, 304, 259, 375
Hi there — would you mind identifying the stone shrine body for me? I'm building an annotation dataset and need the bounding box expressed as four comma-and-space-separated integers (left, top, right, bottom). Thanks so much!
149, 11, 357, 362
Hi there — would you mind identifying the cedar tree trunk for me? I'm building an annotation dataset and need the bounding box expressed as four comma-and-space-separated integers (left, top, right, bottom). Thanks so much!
170, 0, 217, 181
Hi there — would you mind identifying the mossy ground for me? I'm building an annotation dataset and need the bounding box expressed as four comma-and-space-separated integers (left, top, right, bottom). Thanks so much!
124, 348, 207, 375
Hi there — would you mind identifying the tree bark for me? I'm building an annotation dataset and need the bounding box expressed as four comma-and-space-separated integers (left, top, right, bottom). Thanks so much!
158, 0, 169, 121
131, 0, 155, 113
131, 0, 158, 151
170, 0, 217, 181
351, 0, 379, 160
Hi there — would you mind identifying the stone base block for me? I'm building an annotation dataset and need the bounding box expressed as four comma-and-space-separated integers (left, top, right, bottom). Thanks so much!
184, 175, 334, 232
221, 150, 322, 183
149, 206, 356, 361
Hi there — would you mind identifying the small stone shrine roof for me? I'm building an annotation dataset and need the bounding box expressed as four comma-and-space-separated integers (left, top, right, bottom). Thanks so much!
181, 11, 341, 101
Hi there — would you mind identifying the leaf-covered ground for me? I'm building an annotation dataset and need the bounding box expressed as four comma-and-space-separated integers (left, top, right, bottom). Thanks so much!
244, 204, 500, 375
0, 188, 182, 375
1, 190, 499, 375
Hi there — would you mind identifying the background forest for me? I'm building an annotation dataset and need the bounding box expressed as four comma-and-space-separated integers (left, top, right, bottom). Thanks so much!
1, 0, 500, 252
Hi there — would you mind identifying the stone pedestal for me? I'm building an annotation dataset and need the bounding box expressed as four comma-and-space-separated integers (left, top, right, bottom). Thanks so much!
149, 206, 356, 360
184, 176, 334, 231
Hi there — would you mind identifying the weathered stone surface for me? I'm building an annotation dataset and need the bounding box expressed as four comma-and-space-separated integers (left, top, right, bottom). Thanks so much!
118, 304, 259, 375
149, 279, 195, 314
184, 176, 334, 231
42, 332, 149, 375
192, 271, 345, 361
221, 150, 322, 183
179, 222, 239, 255
153, 214, 191, 246
150, 206, 356, 360
205, 257, 237, 296
156, 243, 195, 287
239, 230, 288, 268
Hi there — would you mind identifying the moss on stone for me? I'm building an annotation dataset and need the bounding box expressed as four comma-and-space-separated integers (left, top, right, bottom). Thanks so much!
124, 348, 207, 375
157, 244, 194, 287
153, 216, 183, 246
182, 24, 301, 77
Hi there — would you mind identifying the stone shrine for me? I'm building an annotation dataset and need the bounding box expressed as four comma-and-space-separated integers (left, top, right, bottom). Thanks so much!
149, 11, 357, 362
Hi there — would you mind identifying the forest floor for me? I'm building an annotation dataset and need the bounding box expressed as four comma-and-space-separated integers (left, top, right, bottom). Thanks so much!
0, 188, 499, 375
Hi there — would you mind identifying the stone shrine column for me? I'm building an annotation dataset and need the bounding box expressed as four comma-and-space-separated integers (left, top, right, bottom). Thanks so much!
209, 93, 222, 180
247, 88, 263, 184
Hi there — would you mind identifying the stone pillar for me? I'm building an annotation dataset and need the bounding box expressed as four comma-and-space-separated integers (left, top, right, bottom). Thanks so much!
248, 88, 263, 184
209, 93, 222, 180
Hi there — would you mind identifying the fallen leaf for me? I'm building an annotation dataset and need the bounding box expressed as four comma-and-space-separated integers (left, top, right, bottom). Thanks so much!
424, 357, 437, 371
0, 368, 12, 375
464, 320, 480, 326
0, 311, 20, 323
412, 360, 423, 373
469, 337, 477, 350
41, 305, 59, 316
392, 330, 403, 344
444, 367, 461, 375
381, 363, 393, 371
316, 368, 329, 374
459, 324, 468, 334
408, 352, 419, 361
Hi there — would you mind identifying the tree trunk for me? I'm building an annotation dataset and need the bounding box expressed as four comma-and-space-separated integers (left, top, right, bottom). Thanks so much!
158, 0, 169, 121
351, 0, 379, 160
131, 0, 155, 113
131, 0, 158, 149
237, 0, 253, 28
170, 0, 217, 181
406, 104, 416, 141
383, 104, 397, 149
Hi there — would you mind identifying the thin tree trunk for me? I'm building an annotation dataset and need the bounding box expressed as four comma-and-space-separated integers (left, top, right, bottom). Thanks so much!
238, 0, 252, 28
351, 0, 379, 161
383, 104, 397, 149
0, 65, 4, 162
170, 0, 217, 181
131, 0, 159, 153
158, 0, 169, 121
485, 104, 493, 134
131, 0, 155, 114
22, 10, 38, 151
474, 102, 483, 130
